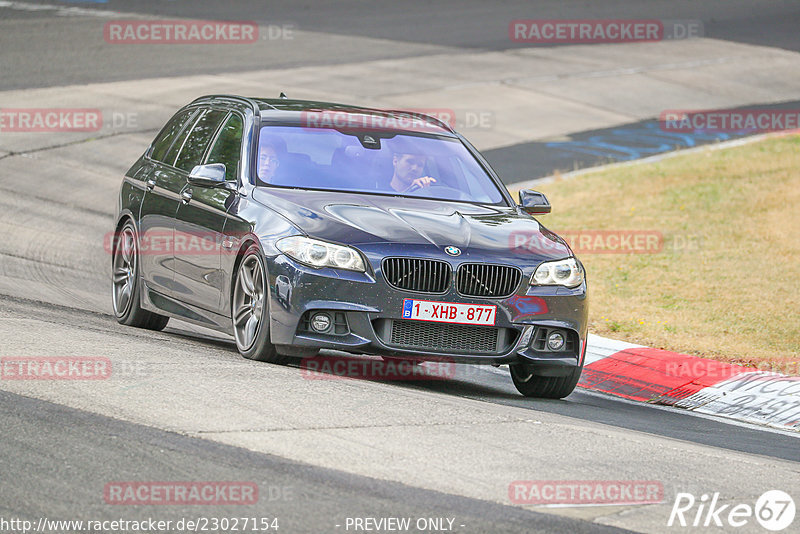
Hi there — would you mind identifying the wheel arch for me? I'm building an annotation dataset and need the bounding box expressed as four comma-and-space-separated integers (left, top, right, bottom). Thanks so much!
229, 237, 264, 309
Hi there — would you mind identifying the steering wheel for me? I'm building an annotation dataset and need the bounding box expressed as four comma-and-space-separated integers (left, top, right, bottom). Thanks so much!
402, 181, 427, 193
403, 181, 468, 200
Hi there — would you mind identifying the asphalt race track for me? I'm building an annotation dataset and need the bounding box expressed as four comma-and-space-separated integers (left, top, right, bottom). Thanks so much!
0, 2, 798, 533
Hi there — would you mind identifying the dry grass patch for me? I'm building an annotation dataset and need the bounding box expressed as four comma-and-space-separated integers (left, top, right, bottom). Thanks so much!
513, 136, 800, 374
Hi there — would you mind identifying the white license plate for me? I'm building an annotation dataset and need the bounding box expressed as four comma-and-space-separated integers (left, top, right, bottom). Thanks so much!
402, 299, 496, 326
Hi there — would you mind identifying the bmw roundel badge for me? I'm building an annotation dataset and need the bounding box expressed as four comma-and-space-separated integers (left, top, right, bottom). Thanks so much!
444, 246, 461, 256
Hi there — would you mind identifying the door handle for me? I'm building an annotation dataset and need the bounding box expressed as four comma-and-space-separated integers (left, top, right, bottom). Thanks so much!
145, 178, 156, 191
181, 189, 193, 204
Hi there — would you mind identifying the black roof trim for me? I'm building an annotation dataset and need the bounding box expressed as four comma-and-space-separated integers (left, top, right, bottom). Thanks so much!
187, 95, 456, 135
189, 94, 261, 113
382, 108, 455, 134
253, 99, 456, 135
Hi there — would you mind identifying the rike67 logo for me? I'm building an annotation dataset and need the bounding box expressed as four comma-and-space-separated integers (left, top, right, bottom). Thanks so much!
668, 490, 795, 531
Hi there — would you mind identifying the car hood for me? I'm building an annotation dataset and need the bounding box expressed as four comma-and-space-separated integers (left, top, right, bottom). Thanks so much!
252, 188, 571, 263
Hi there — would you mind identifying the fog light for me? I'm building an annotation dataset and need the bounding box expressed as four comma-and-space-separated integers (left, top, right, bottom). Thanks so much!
310, 313, 332, 333
547, 332, 565, 351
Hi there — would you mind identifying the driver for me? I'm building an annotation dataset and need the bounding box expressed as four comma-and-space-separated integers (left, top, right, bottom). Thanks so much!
257, 135, 286, 183
389, 152, 436, 193
258, 145, 280, 182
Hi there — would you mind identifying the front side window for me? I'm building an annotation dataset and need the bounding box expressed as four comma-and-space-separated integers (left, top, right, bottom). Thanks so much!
174, 109, 227, 172
255, 125, 505, 204
205, 113, 243, 182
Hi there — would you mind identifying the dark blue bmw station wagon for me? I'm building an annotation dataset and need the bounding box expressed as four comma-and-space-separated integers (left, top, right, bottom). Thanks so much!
112, 95, 587, 398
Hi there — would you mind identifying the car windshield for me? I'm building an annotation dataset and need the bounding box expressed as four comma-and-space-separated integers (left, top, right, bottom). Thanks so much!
256, 125, 505, 204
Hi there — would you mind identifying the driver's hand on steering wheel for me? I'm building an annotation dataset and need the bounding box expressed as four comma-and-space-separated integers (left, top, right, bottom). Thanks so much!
404, 176, 436, 192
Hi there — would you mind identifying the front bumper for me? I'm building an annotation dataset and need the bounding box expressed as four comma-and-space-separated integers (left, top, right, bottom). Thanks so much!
266, 254, 588, 370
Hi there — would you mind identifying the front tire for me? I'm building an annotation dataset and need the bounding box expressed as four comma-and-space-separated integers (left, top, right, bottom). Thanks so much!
111, 220, 169, 331
509, 363, 582, 399
232, 245, 288, 364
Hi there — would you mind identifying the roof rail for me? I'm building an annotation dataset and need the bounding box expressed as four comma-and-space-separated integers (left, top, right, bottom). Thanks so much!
188, 94, 260, 114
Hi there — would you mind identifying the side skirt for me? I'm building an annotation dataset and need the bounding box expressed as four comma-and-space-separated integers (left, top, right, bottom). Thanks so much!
140, 281, 233, 335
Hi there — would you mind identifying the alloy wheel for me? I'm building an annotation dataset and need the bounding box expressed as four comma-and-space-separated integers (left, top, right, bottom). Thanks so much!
112, 225, 137, 317
233, 254, 265, 350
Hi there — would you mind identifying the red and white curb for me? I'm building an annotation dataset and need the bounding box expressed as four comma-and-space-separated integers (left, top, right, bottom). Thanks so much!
579, 334, 800, 432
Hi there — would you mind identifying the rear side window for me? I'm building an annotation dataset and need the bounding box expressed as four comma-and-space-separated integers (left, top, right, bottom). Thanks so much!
174, 109, 227, 172
164, 112, 202, 167
205, 113, 244, 182
150, 109, 197, 163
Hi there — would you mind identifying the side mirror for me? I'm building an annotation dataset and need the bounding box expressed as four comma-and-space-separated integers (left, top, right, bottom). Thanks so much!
188, 163, 235, 189
518, 189, 551, 215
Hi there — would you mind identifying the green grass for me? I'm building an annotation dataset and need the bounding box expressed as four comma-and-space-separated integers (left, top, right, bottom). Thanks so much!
511, 135, 800, 375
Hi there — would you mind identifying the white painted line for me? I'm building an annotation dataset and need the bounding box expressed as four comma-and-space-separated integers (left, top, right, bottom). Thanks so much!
577, 388, 800, 438
677, 372, 800, 430
584, 333, 643, 365
469, 359, 800, 436
475, 331, 799, 432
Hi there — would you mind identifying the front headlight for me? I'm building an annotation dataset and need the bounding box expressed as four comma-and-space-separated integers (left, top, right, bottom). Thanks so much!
530, 257, 584, 288
276, 236, 366, 272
